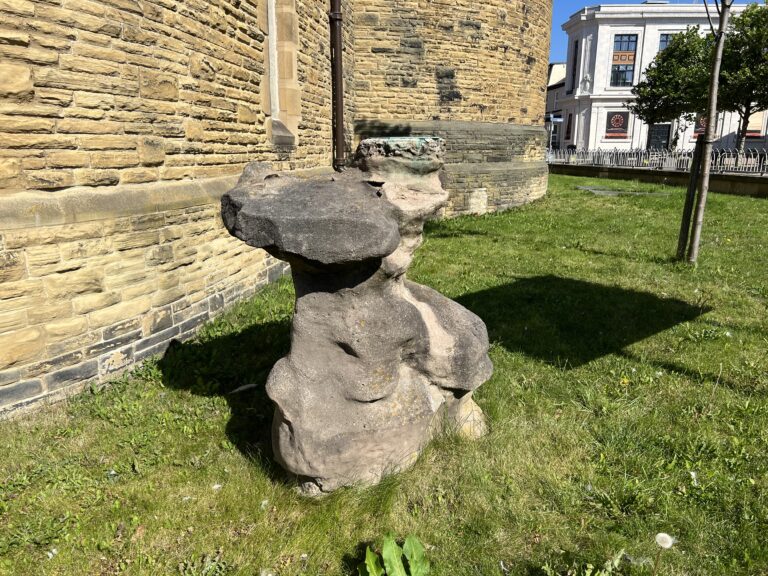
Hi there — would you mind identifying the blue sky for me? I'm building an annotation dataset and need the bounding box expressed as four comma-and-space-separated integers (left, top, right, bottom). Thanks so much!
549, 0, 754, 62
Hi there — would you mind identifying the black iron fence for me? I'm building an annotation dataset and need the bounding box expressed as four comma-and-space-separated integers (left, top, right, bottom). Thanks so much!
548, 148, 768, 175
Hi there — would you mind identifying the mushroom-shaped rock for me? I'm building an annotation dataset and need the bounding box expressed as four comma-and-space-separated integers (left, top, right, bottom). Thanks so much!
221, 138, 493, 493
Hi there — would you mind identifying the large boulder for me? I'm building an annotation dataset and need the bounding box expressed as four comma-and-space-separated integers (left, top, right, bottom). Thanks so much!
221, 137, 493, 493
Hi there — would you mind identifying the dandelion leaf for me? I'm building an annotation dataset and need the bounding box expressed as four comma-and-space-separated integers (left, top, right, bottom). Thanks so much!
381, 536, 407, 576
403, 535, 430, 576
360, 546, 385, 576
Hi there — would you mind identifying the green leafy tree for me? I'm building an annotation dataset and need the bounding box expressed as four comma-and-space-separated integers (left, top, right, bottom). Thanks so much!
628, 27, 710, 132
629, 4, 768, 151
719, 3, 768, 152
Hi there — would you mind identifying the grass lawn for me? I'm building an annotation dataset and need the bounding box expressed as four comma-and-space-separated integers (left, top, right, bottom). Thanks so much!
1, 174, 766, 576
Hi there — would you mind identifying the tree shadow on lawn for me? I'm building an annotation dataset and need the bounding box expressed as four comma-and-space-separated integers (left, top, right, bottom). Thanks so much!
457, 275, 709, 369
575, 245, 680, 265
157, 318, 292, 482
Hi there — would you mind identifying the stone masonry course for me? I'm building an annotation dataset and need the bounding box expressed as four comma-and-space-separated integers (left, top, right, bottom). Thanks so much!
0, 0, 551, 413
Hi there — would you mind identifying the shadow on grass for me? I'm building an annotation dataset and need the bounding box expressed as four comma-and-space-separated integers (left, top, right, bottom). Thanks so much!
427, 228, 490, 239
156, 275, 707, 480
341, 541, 374, 575
423, 219, 492, 239
576, 246, 680, 265
157, 318, 291, 481
458, 275, 708, 369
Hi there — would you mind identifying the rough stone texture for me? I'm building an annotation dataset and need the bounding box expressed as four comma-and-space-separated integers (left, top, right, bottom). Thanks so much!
356, 120, 548, 215
223, 164, 400, 267
0, 0, 549, 414
222, 138, 493, 492
0, 175, 288, 416
0, 0, 548, 201
353, 1, 551, 125
352, 0, 551, 213
0, 0, 355, 197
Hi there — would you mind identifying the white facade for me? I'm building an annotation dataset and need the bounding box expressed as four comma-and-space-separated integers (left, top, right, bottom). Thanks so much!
553, 2, 767, 151
545, 63, 567, 148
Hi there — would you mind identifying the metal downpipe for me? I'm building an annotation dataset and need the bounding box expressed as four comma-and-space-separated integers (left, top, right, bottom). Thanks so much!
329, 0, 346, 171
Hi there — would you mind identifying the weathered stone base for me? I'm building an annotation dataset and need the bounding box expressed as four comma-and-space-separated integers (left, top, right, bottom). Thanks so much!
354, 120, 548, 215
222, 140, 493, 492
0, 174, 300, 417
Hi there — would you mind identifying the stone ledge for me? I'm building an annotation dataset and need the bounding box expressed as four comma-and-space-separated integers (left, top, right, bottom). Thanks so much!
0, 166, 336, 231
355, 118, 547, 140
445, 161, 548, 175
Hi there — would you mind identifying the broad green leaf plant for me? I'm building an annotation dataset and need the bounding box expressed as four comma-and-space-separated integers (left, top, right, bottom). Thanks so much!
358, 535, 430, 576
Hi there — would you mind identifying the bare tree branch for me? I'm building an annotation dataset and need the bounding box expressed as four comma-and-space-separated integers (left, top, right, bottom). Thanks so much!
704, 0, 718, 37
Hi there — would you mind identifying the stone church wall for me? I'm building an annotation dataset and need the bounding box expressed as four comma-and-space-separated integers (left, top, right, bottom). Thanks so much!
353, 0, 551, 214
0, 0, 550, 413
0, 0, 344, 414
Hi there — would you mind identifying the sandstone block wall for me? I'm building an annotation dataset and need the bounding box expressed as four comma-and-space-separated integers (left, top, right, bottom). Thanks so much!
0, 0, 551, 413
0, 176, 289, 414
0, 0, 350, 196
355, 120, 548, 214
352, 0, 552, 213
353, 0, 551, 124
0, 0, 342, 413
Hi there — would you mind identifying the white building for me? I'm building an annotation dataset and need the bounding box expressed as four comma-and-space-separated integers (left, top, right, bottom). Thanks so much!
554, 1, 766, 151
545, 63, 567, 149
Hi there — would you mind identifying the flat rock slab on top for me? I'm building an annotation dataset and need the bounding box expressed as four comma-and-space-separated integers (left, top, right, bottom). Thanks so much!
222, 169, 400, 267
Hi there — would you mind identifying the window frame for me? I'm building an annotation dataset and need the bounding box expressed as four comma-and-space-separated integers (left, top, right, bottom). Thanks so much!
610, 64, 635, 87
609, 32, 638, 88
568, 40, 579, 94
613, 34, 637, 52
658, 33, 673, 51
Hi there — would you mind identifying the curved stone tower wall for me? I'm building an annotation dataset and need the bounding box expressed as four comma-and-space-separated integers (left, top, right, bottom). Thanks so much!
353, 0, 552, 214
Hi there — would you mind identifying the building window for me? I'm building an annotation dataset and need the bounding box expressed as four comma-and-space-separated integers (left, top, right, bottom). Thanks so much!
614, 34, 637, 52
263, 0, 300, 146
565, 113, 573, 140
746, 110, 765, 139
659, 33, 673, 51
568, 40, 579, 93
610, 65, 634, 87
610, 33, 637, 87
693, 113, 707, 139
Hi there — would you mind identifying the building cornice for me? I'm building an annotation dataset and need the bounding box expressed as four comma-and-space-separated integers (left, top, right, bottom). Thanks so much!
563, 3, 747, 31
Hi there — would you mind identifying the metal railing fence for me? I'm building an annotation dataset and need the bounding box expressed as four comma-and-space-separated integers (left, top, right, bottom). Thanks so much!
547, 148, 768, 175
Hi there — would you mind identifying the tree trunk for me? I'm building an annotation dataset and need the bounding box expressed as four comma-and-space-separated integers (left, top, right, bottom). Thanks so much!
736, 105, 751, 155
677, 138, 704, 260
687, 0, 733, 264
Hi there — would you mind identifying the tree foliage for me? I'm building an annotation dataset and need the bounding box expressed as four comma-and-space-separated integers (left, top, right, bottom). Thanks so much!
719, 3, 768, 148
628, 4, 768, 149
628, 27, 710, 126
